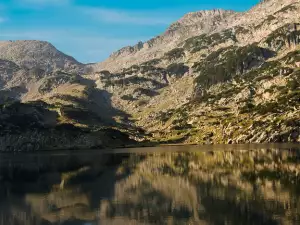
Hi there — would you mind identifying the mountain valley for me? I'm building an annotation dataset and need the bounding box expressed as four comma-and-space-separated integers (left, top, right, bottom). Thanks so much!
0, 0, 299, 151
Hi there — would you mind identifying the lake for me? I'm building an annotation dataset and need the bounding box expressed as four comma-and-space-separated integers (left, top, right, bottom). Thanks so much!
0, 143, 300, 225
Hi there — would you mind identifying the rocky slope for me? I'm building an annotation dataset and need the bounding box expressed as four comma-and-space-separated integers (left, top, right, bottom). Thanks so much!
0, 0, 299, 151
93, 0, 300, 72
0, 101, 136, 151
88, 0, 300, 144
0, 40, 84, 74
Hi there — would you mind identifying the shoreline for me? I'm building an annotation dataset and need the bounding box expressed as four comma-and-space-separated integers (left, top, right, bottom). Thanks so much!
1, 142, 299, 155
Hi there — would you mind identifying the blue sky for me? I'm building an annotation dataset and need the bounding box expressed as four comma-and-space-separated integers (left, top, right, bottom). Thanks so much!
0, 0, 259, 63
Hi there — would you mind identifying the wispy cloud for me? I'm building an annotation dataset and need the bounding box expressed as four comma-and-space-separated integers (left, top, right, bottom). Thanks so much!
0, 30, 57, 39
83, 7, 173, 26
21, 0, 69, 3
16, 0, 70, 6
0, 28, 148, 62
0, 3, 5, 23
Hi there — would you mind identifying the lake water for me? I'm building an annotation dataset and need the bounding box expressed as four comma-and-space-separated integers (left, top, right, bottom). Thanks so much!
0, 143, 300, 225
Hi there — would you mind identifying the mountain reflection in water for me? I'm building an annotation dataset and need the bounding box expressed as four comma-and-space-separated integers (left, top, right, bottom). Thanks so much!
0, 144, 300, 225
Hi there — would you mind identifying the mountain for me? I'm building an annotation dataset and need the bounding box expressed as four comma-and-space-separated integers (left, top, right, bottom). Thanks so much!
0, 40, 84, 74
0, 42, 138, 151
93, 0, 300, 72
0, 0, 299, 151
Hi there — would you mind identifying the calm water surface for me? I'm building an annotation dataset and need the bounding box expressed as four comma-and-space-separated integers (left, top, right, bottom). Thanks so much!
0, 144, 300, 225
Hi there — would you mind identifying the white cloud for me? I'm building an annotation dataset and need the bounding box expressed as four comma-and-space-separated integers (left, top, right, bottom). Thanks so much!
83, 7, 173, 26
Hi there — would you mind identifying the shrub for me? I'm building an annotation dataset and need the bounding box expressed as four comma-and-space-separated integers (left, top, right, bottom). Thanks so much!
121, 95, 136, 101
164, 48, 185, 60
239, 102, 255, 114
167, 63, 189, 77
255, 102, 281, 114
137, 99, 148, 106
287, 79, 300, 91
194, 44, 274, 90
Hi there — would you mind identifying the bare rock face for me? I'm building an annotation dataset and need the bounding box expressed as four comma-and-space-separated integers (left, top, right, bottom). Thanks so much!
167, 9, 236, 32
0, 40, 84, 74
0, 60, 20, 88
110, 9, 236, 59
93, 0, 300, 72
94, 10, 237, 72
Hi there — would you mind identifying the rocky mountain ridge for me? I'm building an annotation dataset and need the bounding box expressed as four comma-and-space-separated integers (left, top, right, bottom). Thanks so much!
0, 0, 299, 151
93, 0, 300, 72
0, 40, 84, 74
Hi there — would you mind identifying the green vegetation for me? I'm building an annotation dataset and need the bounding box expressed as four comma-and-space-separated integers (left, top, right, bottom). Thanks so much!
39, 73, 80, 94
167, 63, 189, 77
193, 44, 271, 89
194, 86, 243, 104
243, 61, 281, 81
239, 89, 300, 115
235, 26, 250, 35
121, 94, 136, 101
0, 101, 57, 135
164, 48, 185, 60
104, 76, 165, 89
282, 50, 300, 64
133, 88, 159, 97
265, 24, 300, 50
275, 4, 297, 14
137, 99, 148, 106
182, 29, 237, 53
141, 58, 162, 66
156, 109, 175, 123
287, 78, 300, 91
254, 15, 276, 29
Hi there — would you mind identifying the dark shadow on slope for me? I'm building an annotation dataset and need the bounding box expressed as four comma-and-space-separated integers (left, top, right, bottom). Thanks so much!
52, 89, 142, 133
0, 100, 138, 151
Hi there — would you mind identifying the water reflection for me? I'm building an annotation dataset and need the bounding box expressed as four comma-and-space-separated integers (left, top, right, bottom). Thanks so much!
0, 144, 300, 225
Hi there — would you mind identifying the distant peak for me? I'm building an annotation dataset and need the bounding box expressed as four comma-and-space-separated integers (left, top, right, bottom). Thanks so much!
168, 9, 237, 31
183, 9, 236, 17
0, 40, 56, 49
177, 9, 236, 21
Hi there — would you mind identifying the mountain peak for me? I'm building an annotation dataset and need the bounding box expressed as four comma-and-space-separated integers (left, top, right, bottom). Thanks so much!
171, 9, 236, 27
108, 9, 236, 59
166, 9, 237, 35
96, 9, 239, 72
0, 40, 83, 74
96, 0, 300, 72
